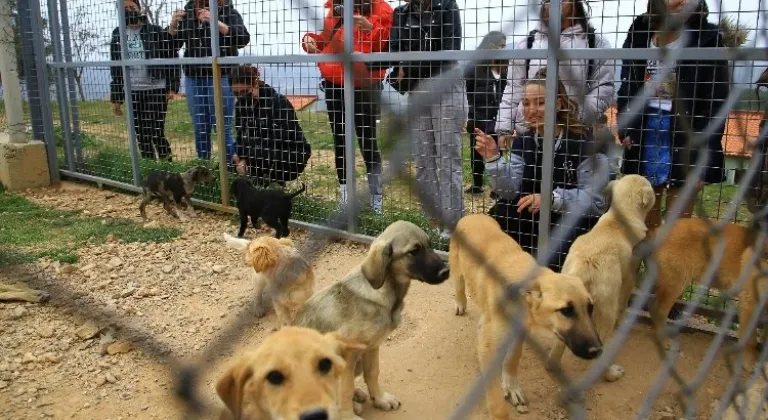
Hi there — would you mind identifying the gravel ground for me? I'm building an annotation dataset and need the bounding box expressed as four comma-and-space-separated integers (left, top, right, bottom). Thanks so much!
0, 181, 747, 420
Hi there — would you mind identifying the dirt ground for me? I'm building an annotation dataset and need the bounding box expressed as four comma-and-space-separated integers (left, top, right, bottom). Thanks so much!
0, 181, 749, 420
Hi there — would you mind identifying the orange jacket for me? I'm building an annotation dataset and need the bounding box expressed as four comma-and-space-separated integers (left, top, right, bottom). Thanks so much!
301, 0, 393, 87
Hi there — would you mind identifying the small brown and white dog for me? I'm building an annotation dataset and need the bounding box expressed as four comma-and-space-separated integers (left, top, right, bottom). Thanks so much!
224, 233, 315, 327
451, 214, 602, 418
216, 326, 366, 420
547, 174, 656, 382
648, 218, 768, 368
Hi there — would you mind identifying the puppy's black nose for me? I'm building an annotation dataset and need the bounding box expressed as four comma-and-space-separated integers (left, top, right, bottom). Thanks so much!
299, 408, 329, 420
586, 346, 602, 359
437, 266, 450, 280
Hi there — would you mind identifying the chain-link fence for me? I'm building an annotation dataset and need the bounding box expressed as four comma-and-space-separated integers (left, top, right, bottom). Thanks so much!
2, 0, 768, 418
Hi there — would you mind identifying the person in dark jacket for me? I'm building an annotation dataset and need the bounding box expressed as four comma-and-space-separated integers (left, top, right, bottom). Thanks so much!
229, 66, 311, 187
465, 31, 508, 194
168, 0, 251, 161
387, 0, 466, 239
475, 69, 609, 271
616, 0, 729, 229
110, 0, 180, 161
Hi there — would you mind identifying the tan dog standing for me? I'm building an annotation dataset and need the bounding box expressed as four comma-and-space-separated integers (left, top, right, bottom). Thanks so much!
547, 175, 655, 382
224, 233, 315, 327
648, 218, 768, 368
216, 326, 365, 420
451, 214, 602, 418
293, 221, 450, 418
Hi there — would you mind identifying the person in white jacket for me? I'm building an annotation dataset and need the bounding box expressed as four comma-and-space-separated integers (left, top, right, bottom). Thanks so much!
495, 0, 615, 145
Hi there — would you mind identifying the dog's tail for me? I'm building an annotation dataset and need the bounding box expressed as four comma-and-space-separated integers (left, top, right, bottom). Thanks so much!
288, 183, 307, 200
223, 233, 250, 251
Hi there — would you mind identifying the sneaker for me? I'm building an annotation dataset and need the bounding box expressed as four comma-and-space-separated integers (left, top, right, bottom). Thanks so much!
371, 194, 383, 215
339, 184, 348, 205
439, 229, 452, 240
465, 185, 484, 195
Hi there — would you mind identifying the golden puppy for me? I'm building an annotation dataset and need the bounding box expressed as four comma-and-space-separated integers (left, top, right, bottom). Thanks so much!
216, 326, 365, 420
548, 175, 655, 382
648, 218, 768, 367
451, 214, 602, 418
224, 233, 315, 327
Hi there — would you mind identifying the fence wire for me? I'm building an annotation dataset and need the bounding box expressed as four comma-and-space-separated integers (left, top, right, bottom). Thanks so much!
2, 0, 768, 419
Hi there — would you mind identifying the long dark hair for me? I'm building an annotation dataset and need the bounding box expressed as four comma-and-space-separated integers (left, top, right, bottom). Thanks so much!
332, 0, 373, 16
540, 0, 595, 35
646, 0, 710, 31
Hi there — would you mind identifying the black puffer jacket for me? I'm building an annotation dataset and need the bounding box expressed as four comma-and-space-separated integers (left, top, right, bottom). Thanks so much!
109, 24, 181, 103
387, 0, 462, 91
466, 63, 507, 133
172, 0, 251, 78
617, 14, 729, 185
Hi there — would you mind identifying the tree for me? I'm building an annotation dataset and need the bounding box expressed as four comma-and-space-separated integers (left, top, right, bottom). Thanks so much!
6, 0, 53, 85
139, 0, 169, 26
69, 5, 100, 100
718, 15, 749, 49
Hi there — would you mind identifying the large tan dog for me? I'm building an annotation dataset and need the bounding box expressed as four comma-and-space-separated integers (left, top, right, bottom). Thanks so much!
216, 326, 365, 420
224, 233, 315, 327
648, 218, 768, 367
293, 221, 450, 418
451, 214, 602, 418
547, 175, 656, 382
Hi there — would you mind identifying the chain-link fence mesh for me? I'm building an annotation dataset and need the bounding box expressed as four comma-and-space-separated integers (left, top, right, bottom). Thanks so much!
2, 0, 768, 418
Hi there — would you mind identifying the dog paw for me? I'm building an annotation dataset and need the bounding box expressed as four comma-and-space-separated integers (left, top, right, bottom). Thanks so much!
604, 364, 624, 382
544, 358, 561, 373
353, 388, 368, 403
454, 302, 466, 316
353, 401, 364, 416
371, 392, 400, 411
502, 373, 527, 411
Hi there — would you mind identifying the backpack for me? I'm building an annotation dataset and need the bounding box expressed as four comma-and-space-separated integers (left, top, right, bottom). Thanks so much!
525, 29, 597, 87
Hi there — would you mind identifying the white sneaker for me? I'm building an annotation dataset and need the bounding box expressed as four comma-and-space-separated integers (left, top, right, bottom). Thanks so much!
439, 229, 452, 240
371, 194, 383, 215
339, 184, 348, 205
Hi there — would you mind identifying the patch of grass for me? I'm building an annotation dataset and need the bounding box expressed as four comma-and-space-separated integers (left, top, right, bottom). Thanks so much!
0, 188, 181, 267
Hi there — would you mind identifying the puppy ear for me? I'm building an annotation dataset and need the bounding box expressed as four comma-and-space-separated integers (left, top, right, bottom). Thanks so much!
326, 332, 367, 366
246, 242, 279, 272
216, 361, 254, 419
641, 188, 656, 211
602, 180, 616, 208
524, 280, 543, 308
361, 240, 394, 290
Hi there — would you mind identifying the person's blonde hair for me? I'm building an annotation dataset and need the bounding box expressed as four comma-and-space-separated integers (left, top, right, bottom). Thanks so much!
525, 68, 587, 135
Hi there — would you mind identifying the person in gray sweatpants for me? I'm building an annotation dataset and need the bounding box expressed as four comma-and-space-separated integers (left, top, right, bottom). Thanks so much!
409, 79, 468, 236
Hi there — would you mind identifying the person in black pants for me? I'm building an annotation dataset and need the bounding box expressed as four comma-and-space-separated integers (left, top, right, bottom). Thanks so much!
465, 31, 507, 194
229, 66, 311, 187
110, 0, 180, 161
474, 69, 609, 271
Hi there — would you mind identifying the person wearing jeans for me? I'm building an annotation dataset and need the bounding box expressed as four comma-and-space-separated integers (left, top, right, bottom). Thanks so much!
110, 0, 179, 161
168, 0, 250, 161
386, 0, 465, 238
302, 0, 393, 214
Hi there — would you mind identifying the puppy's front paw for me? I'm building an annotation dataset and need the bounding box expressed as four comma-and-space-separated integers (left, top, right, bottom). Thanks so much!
604, 364, 624, 382
353, 401, 364, 416
544, 358, 561, 373
502, 373, 528, 413
371, 392, 400, 411
353, 388, 368, 403
454, 302, 466, 316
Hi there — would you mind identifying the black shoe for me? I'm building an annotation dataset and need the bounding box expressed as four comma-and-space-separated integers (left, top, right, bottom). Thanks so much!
465, 185, 484, 195
490, 191, 498, 200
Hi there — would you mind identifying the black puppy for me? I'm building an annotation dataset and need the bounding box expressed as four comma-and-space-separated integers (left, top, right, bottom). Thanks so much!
231, 177, 306, 238
139, 166, 214, 221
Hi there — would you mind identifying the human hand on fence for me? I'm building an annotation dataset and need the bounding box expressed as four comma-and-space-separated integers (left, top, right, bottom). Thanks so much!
353, 15, 374, 31
517, 194, 542, 214
303, 37, 320, 54
618, 136, 632, 150
196, 8, 211, 24
498, 133, 515, 151
112, 103, 122, 117
395, 67, 405, 82
169, 9, 184, 35
473, 128, 500, 160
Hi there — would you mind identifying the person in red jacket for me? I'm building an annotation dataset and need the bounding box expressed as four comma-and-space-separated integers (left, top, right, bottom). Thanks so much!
301, 0, 393, 214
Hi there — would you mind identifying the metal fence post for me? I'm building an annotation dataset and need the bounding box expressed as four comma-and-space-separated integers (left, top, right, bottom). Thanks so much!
536, 0, 561, 255
58, 0, 83, 170
28, 0, 59, 183
342, 0, 357, 233
209, 0, 230, 206
46, 0, 74, 170
116, 0, 143, 187
16, 0, 44, 142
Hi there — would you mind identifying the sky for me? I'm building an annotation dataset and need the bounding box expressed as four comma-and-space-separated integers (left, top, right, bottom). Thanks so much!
42, 0, 768, 99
